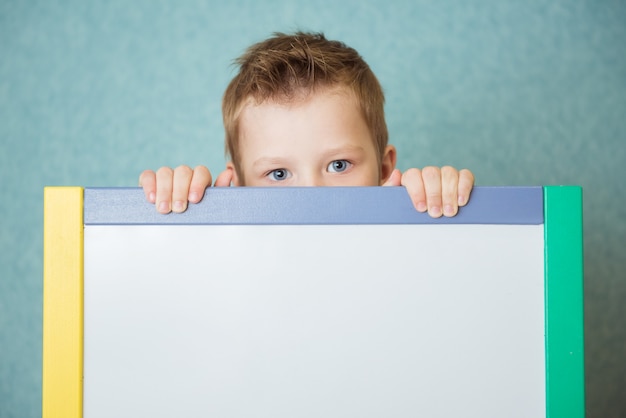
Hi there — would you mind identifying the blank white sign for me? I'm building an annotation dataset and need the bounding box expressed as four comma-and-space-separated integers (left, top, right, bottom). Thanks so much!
84, 223, 545, 417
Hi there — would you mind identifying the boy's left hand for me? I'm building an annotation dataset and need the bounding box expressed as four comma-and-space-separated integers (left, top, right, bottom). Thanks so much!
382, 166, 474, 218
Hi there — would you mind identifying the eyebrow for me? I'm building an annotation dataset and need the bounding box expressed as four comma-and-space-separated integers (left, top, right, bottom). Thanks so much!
251, 157, 289, 169
317, 145, 370, 166
321, 145, 367, 158
250, 145, 368, 171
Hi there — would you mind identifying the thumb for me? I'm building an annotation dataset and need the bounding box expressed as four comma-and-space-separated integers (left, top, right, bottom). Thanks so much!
381, 169, 402, 187
214, 168, 234, 187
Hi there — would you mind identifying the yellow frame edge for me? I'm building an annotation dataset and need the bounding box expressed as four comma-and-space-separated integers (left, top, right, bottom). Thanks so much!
43, 187, 84, 418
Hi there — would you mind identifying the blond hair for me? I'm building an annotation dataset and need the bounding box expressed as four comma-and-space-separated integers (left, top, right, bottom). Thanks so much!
222, 32, 388, 178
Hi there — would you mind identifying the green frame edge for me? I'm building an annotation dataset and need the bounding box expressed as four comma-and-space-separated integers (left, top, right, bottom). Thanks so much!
544, 186, 585, 417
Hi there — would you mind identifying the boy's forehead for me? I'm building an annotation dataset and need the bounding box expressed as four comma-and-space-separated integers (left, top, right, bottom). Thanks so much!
237, 88, 366, 145
236, 86, 374, 160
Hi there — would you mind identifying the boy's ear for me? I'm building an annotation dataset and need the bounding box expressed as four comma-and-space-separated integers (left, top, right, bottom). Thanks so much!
225, 161, 241, 187
379, 145, 397, 185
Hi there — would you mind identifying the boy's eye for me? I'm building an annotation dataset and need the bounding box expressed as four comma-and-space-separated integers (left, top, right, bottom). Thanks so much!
327, 160, 351, 173
268, 168, 291, 181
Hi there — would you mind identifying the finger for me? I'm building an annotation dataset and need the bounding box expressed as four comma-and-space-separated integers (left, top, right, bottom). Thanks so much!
188, 165, 212, 203
155, 166, 174, 214
214, 168, 234, 187
138, 170, 157, 203
421, 166, 443, 218
172, 165, 193, 213
457, 169, 475, 206
381, 169, 401, 187
400, 168, 427, 213
441, 166, 459, 217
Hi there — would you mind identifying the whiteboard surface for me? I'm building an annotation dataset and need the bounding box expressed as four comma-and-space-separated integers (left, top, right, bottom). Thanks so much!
84, 224, 545, 417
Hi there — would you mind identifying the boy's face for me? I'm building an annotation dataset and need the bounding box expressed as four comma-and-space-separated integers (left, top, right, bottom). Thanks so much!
228, 87, 396, 187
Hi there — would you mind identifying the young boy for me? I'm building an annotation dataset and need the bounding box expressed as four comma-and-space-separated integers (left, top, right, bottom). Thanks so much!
140, 32, 474, 218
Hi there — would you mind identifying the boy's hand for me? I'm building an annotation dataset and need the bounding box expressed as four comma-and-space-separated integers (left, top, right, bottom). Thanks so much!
383, 166, 474, 218
139, 165, 214, 214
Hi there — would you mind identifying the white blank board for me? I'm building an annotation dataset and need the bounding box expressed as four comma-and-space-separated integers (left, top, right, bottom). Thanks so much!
84, 221, 546, 417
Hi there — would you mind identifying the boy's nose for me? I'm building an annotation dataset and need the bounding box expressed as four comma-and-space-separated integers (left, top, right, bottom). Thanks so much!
296, 174, 325, 187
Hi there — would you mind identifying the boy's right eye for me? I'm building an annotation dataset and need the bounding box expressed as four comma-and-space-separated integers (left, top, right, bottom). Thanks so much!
267, 169, 291, 181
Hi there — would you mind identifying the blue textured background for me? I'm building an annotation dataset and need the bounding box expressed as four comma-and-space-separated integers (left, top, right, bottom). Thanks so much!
1, 1, 624, 416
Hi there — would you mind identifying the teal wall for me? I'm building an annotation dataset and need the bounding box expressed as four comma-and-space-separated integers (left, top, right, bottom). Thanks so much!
1, 1, 624, 416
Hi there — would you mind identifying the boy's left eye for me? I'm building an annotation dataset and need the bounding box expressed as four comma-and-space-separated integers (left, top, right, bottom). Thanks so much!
327, 160, 351, 173
267, 168, 291, 181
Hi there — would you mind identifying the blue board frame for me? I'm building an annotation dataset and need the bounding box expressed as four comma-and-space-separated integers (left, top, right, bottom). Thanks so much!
84, 186, 544, 225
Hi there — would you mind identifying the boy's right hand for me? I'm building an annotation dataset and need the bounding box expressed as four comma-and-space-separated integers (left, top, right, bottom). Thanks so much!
139, 165, 229, 214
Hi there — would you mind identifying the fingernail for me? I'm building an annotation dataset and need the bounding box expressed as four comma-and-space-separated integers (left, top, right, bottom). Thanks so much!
429, 206, 442, 217
416, 202, 427, 212
172, 200, 185, 213
444, 205, 455, 217
158, 201, 170, 213
458, 195, 466, 205
149, 192, 156, 203
189, 192, 199, 203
